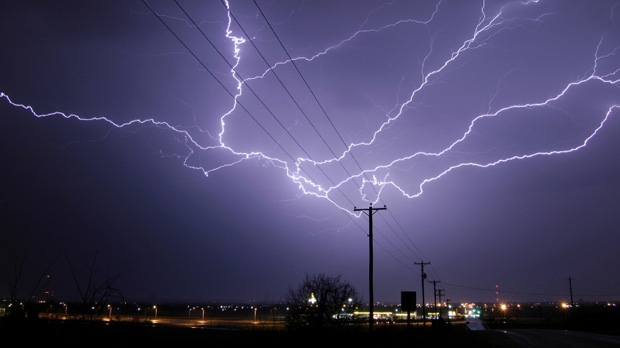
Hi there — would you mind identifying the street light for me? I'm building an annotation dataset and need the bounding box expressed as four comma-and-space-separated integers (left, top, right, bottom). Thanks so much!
500, 303, 508, 319
153, 305, 157, 319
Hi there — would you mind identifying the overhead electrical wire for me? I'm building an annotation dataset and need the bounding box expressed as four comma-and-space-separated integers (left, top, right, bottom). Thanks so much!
146, 0, 438, 291
247, 0, 430, 270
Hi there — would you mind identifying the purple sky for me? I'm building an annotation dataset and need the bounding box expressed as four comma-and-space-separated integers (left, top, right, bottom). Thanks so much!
1, 0, 619, 306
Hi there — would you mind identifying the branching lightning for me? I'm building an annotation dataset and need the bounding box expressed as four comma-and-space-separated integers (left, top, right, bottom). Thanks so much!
2, 0, 619, 221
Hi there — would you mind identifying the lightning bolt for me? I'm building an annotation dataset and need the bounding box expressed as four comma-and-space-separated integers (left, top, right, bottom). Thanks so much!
2, 0, 619, 221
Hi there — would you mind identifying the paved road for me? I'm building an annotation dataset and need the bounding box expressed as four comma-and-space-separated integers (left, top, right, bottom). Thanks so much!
498, 329, 620, 348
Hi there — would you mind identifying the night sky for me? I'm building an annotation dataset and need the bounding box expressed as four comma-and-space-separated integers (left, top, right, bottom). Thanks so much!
1, 1, 619, 306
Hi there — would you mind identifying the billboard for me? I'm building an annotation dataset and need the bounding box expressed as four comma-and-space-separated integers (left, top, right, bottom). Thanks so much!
401, 291, 416, 312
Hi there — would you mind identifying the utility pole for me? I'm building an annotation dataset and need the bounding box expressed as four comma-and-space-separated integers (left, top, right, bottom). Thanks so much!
354, 203, 386, 332
437, 288, 445, 319
415, 260, 430, 327
569, 276, 574, 307
429, 280, 440, 319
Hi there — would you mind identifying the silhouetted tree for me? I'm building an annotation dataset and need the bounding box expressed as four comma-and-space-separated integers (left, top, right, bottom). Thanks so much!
63, 248, 125, 321
286, 273, 361, 329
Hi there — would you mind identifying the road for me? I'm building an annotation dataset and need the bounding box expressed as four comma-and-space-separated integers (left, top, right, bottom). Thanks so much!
498, 329, 620, 348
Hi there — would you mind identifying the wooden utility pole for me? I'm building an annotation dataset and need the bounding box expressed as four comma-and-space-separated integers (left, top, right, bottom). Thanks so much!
354, 203, 386, 332
415, 260, 430, 326
437, 288, 445, 319
429, 280, 440, 319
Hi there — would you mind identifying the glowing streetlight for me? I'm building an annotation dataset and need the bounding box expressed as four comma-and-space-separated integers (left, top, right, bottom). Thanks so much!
153, 305, 157, 319
309, 292, 317, 305
500, 303, 508, 319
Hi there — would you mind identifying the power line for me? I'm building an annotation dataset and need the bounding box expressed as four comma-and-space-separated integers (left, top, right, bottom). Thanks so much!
140, 0, 299, 166
248, 0, 431, 275
144, 0, 357, 207
144, 4, 392, 285
149, 1, 441, 301
252, 0, 397, 215
177, 0, 360, 207
251, 0, 368, 173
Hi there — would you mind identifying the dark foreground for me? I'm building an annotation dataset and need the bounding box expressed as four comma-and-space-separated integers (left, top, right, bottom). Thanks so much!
1, 319, 520, 348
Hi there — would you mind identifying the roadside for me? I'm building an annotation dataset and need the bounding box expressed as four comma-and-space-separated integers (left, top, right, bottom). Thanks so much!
1, 317, 525, 347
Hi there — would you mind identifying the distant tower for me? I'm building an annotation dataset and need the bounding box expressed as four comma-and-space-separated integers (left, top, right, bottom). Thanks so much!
495, 284, 500, 303
44, 274, 54, 302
